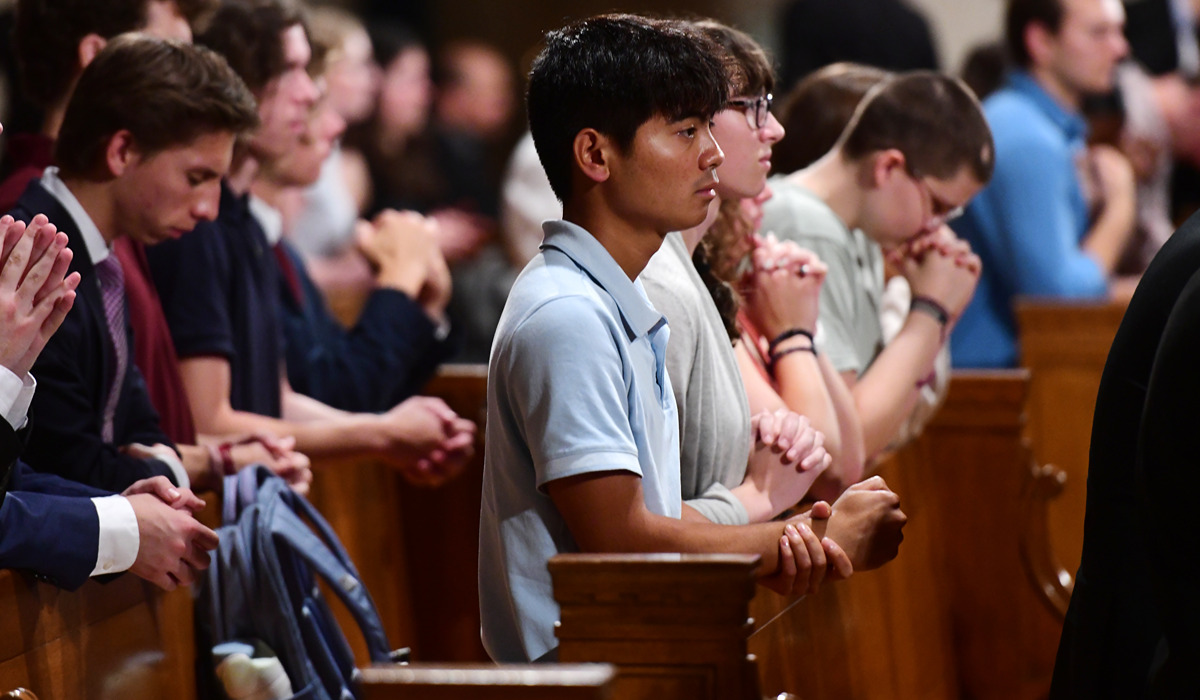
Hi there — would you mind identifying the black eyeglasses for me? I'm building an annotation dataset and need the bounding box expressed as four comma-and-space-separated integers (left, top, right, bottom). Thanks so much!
726, 93, 773, 129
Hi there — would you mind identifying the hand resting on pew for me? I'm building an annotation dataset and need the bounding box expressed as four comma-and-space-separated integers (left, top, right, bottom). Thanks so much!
809, 475, 907, 572
122, 475, 218, 590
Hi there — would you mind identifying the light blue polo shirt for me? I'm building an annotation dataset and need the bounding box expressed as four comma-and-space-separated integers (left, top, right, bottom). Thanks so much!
478, 219, 681, 663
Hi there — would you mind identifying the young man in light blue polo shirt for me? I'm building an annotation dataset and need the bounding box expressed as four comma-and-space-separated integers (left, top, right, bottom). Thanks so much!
478, 14, 907, 663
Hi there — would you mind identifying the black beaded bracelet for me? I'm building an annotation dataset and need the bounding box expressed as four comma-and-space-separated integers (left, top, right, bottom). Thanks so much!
910, 295, 950, 328
767, 328, 815, 356
769, 344, 817, 376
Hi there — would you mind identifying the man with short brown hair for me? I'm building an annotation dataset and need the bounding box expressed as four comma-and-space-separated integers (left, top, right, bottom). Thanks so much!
11, 34, 260, 493
148, 0, 476, 482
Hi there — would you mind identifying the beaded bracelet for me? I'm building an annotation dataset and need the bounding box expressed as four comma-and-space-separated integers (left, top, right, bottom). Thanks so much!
909, 295, 950, 328
769, 344, 817, 376
767, 328, 815, 356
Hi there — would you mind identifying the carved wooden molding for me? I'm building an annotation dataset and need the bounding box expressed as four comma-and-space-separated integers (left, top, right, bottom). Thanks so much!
1020, 461, 1074, 620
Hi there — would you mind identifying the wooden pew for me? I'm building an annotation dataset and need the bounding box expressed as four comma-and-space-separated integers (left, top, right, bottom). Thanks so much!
1016, 299, 1125, 596
308, 364, 489, 664
549, 371, 1062, 700
360, 663, 616, 700
0, 571, 194, 699
749, 371, 1062, 699
319, 367, 1061, 698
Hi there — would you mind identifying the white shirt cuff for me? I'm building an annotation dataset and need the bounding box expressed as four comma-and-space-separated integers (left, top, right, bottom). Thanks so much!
0, 367, 35, 431
90, 495, 140, 576
152, 452, 190, 490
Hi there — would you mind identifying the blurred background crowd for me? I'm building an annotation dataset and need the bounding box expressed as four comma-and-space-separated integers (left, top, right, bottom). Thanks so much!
0, 0, 1189, 363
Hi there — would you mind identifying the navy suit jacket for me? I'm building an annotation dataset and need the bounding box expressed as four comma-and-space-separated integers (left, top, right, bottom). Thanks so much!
10, 180, 175, 492
277, 240, 451, 412
0, 417, 108, 590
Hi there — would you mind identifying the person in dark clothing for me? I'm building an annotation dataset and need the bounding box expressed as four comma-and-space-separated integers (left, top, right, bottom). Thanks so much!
250, 89, 453, 412
1051, 212, 1200, 698
777, 0, 939, 92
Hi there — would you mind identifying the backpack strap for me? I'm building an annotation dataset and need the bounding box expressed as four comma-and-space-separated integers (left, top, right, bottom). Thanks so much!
222, 464, 294, 525
262, 503, 393, 662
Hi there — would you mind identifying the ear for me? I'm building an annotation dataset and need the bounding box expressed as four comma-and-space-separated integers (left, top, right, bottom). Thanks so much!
77, 33, 108, 70
572, 128, 613, 185
104, 130, 139, 178
868, 149, 907, 188
1024, 21, 1055, 67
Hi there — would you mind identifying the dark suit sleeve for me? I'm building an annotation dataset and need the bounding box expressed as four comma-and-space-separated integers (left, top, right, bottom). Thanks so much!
0, 488, 100, 590
10, 460, 112, 498
26, 303, 174, 492
1136, 266, 1200, 688
0, 460, 104, 591
281, 242, 450, 412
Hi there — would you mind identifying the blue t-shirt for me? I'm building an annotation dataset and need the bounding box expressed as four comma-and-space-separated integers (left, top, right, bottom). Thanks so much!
478, 220, 681, 663
951, 71, 1108, 368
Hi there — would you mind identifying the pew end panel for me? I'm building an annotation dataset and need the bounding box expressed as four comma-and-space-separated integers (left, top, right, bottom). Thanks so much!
918, 369, 1064, 699
551, 553, 762, 700
359, 663, 616, 700
1016, 298, 1125, 580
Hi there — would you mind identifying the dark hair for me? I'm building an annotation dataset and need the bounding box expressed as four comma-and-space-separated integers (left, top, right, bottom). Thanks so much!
15, 0, 216, 109
692, 19, 775, 98
55, 34, 259, 177
368, 20, 423, 72
195, 0, 306, 94
961, 42, 1011, 101
840, 71, 995, 184
773, 62, 892, 175
1006, 0, 1065, 68
527, 13, 728, 202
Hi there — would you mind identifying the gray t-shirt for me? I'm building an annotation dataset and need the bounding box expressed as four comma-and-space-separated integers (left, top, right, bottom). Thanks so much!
760, 176, 885, 375
641, 232, 752, 525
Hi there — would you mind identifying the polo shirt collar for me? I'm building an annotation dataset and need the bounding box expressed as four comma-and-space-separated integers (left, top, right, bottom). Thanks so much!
1005, 71, 1089, 146
540, 219, 666, 339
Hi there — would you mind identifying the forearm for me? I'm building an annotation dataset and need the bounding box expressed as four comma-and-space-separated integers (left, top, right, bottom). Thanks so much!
852, 313, 942, 457
582, 506, 790, 575
737, 342, 854, 496
198, 401, 385, 462
551, 473, 793, 576
772, 350, 841, 459
177, 444, 218, 492
812, 352, 865, 497
1083, 202, 1135, 275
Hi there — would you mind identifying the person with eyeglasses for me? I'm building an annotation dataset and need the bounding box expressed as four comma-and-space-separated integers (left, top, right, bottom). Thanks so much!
759, 71, 990, 461
641, 20, 879, 527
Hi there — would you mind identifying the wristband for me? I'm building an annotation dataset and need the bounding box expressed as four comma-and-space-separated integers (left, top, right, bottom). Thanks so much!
910, 295, 950, 329
218, 442, 236, 476
769, 344, 817, 376
767, 328, 815, 356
